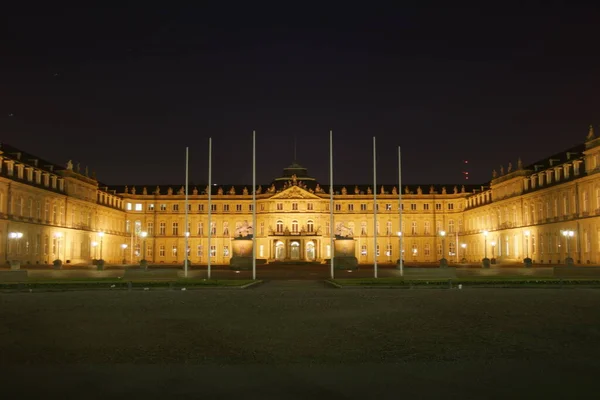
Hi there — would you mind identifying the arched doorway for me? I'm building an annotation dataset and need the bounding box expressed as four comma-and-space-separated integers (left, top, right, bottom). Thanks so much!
306, 241, 315, 261
290, 241, 300, 260
275, 241, 285, 260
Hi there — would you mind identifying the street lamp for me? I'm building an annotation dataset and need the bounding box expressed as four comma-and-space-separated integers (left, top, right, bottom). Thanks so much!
439, 230, 447, 267
121, 243, 128, 264
91, 241, 98, 259
54, 232, 63, 262
98, 232, 105, 260
490, 240, 496, 260
562, 230, 575, 266
482, 230, 490, 268
461, 243, 467, 262
7, 232, 23, 266
140, 231, 148, 262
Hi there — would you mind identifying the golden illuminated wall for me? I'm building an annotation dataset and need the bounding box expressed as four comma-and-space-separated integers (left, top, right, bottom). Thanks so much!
3, 129, 600, 266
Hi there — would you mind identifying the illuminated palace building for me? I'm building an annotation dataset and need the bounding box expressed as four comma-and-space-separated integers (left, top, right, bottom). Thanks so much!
2, 127, 600, 266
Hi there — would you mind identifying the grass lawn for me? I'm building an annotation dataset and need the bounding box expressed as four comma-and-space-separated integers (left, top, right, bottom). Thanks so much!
0, 278, 258, 290
331, 277, 600, 286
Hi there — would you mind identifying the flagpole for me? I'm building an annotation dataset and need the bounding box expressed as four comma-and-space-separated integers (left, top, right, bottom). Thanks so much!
373, 136, 377, 279
207, 138, 212, 280
252, 130, 257, 280
329, 130, 334, 279
184, 147, 189, 278
397, 146, 403, 276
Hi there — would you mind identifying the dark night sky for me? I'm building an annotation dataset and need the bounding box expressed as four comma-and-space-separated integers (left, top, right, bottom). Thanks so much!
2, 2, 599, 187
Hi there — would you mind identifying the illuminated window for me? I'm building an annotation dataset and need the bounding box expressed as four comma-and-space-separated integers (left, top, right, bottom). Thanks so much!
135, 204, 142, 211
160, 204, 167, 211
148, 204, 155, 211
126, 203, 132, 211
173, 204, 179, 211
210, 245, 216, 257
159, 245, 165, 257
276, 220, 283, 233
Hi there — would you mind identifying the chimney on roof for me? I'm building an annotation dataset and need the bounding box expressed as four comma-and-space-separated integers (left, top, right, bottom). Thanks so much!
549, 158, 560, 166
28, 159, 39, 166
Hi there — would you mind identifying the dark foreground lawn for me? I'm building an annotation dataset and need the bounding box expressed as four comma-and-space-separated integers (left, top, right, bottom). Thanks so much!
1, 284, 599, 399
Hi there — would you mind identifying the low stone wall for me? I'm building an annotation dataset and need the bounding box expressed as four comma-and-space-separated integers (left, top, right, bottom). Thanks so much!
553, 267, 600, 278
124, 269, 179, 280
403, 267, 456, 279
0, 270, 28, 282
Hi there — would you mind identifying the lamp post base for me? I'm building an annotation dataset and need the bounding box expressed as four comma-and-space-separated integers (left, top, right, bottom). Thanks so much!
439, 258, 448, 268
482, 257, 491, 268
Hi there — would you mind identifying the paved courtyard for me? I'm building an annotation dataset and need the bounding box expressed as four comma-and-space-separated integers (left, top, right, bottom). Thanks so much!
1, 283, 599, 399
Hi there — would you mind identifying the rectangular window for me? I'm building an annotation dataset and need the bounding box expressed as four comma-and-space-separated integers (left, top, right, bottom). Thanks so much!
249, 204, 253, 211
411, 203, 417, 211
159, 245, 165, 257
360, 204, 367, 211
147, 246, 153, 257
223, 245, 230, 256
188, 204, 192, 211
126, 203, 132, 210
147, 222, 154, 236
292, 203, 298, 210
447, 203, 454, 210
307, 203, 313, 211
211, 204, 217, 212
335, 204, 341, 211
260, 204, 265, 211
385, 204, 392, 211
172, 245, 177, 256
135, 203, 142, 211
223, 204, 230, 212
172, 222, 179, 236
277, 203, 283, 211
435, 203, 442, 211
199, 204, 204, 211
348, 204, 354, 211
259, 245, 264, 258
160, 204, 167, 211
173, 204, 179, 211
236, 204, 242, 211
148, 204, 155, 211
424, 204, 430, 210
210, 245, 216, 257
197, 245, 203, 257
159, 222, 166, 235
361, 245, 367, 255
198, 222, 203, 235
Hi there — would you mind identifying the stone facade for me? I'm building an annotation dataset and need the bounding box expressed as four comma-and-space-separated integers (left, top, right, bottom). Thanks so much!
2, 127, 600, 266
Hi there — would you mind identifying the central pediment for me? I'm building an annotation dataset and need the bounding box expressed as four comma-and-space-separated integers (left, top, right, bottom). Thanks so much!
269, 185, 322, 200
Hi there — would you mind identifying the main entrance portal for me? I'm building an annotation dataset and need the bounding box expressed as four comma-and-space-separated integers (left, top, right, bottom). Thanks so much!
270, 239, 320, 262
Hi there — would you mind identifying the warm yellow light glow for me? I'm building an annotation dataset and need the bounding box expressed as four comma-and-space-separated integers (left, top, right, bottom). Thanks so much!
524, 230, 530, 237
98, 232, 105, 237
140, 231, 148, 238
9, 232, 23, 239
483, 230, 488, 236
491, 241, 496, 246
461, 243, 467, 249
121, 244, 128, 249
91, 241, 98, 247
54, 232, 63, 238
440, 230, 446, 237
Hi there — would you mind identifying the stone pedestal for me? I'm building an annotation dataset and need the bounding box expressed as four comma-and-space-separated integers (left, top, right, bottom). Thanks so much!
231, 238, 253, 269
333, 238, 358, 269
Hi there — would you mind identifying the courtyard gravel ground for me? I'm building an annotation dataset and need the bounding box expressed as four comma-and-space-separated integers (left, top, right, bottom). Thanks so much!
1, 282, 599, 399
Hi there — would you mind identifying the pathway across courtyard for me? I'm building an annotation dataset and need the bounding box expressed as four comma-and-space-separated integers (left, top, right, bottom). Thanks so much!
1, 286, 599, 399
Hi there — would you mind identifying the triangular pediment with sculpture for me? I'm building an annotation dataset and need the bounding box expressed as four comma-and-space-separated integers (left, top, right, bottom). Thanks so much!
269, 184, 323, 200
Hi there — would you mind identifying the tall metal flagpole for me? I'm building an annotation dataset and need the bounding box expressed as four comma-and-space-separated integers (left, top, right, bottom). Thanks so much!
252, 130, 257, 280
373, 136, 378, 279
184, 147, 189, 278
329, 130, 334, 279
207, 138, 212, 280
398, 146, 403, 276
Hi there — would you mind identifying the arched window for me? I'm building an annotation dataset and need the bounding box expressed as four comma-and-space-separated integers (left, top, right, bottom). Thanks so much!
386, 221, 392, 235
307, 220, 314, 233
448, 220, 455, 233
276, 220, 283, 233
292, 220, 298, 233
